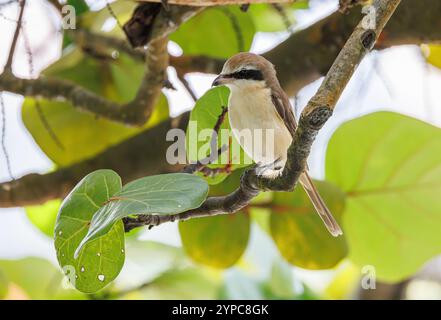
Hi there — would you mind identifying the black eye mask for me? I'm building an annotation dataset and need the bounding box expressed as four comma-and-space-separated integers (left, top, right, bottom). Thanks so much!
228, 69, 264, 81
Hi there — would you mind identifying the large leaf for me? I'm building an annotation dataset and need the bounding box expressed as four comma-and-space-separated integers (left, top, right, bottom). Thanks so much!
248, 1, 308, 32
133, 268, 220, 300
270, 180, 347, 269
326, 112, 441, 281
22, 50, 169, 167
179, 212, 250, 268
26, 199, 61, 237
0, 258, 85, 299
76, 173, 209, 256
170, 6, 255, 58
187, 86, 251, 185
54, 169, 125, 293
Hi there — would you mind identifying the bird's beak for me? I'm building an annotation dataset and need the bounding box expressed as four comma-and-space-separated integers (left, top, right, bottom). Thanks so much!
212, 74, 231, 87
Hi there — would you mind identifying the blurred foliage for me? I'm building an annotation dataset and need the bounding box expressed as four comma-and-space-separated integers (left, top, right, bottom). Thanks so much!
248, 1, 308, 32
26, 199, 61, 237
0, 258, 85, 300
171, 6, 255, 58
423, 44, 441, 69
179, 213, 250, 268
327, 112, 441, 281
10, 0, 441, 298
270, 180, 348, 269
22, 50, 169, 167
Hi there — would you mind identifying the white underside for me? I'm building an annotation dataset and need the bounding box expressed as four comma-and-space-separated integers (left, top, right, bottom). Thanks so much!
227, 81, 292, 177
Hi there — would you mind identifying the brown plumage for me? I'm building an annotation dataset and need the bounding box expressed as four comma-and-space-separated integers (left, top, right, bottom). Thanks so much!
213, 52, 343, 237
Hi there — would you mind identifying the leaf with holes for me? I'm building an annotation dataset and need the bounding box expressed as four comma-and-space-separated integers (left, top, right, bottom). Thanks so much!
179, 212, 250, 269
326, 112, 441, 281
187, 86, 251, 185
22, 50, 169, 167
270, 180, 347, 269
170, 6, 255, 58
54, 169, 125, 293
75, 173, 209, 256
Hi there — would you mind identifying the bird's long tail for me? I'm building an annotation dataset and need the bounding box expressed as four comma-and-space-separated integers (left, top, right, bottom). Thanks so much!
299, 172, 343, 237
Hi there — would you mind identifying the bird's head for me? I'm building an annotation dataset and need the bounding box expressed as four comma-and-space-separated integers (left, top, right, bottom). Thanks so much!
212, 52, 277, 91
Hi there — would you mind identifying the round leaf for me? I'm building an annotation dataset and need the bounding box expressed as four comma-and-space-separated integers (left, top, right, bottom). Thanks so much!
326, 112, 441, 281
423, 44, 441, 69
55, 169, 125, 293
179, 213, 250, 268
22, 50, 169, 167
270, 180, 347, 269
187, 86, 251, 185
76, 173, 209, 255
26, 199, 61, 237
171, 6, 255, 58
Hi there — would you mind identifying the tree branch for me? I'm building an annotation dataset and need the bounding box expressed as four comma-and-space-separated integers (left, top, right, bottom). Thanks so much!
124, 0, 402, 231
0, 113, 190, 207
0, 0, 438, 208
170, 0, 441, 96
0, 6, 201, 126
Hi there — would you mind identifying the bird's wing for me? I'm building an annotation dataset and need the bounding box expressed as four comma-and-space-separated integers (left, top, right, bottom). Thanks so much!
270, 87, 297, 138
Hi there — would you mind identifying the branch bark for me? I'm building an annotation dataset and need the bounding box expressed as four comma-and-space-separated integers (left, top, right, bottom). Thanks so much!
124, 0, 402, 231
0, 113, 189, 207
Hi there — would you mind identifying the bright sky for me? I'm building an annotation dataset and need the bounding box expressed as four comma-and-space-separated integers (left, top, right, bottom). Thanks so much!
1, 0, 441, 293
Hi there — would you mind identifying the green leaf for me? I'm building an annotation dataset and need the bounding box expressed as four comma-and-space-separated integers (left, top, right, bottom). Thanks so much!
187, 86, 251, 185
22, 50, 169, 167
326, 112, 441, 281
26, 199, 61, 237
248, 1, 308, 32
81, 0, 137, 37
135, 268, 220, 300
67, 0, 89, 15
55, 169, 125, 293
423, 44, 441, 69
270, 180, 348, 269
0, 258, 85, 299
179, 212, 250, 268
171, 6, 255, 58
0, 270, 8, 299
76, 173, 209, 256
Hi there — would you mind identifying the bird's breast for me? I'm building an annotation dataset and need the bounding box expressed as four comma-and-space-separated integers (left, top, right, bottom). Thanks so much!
227, 87, 292, 165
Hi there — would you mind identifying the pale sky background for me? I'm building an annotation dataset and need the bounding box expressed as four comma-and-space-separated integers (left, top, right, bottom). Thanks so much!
0, 0, 441, 295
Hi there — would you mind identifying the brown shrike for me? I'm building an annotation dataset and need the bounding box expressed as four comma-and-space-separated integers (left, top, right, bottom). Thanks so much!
212, 52, 342, 237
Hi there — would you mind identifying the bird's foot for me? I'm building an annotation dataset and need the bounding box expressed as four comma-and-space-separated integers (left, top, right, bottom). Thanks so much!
254, 158, 284, 179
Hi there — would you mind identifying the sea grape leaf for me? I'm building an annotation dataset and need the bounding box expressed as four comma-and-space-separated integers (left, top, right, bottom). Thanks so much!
54, 169, 125, 293
326, 111, 441, 281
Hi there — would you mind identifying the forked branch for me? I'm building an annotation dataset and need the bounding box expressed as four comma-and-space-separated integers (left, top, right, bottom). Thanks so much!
124, 0, 402, 231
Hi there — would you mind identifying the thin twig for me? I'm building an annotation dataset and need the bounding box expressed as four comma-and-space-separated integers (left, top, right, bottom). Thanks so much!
176, 73, 197, 102
183, 106, 229, 174
4, 0, 25, 73
0, 93, 14, 180
21, 24, 64, 150
105, 0, 124, 31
